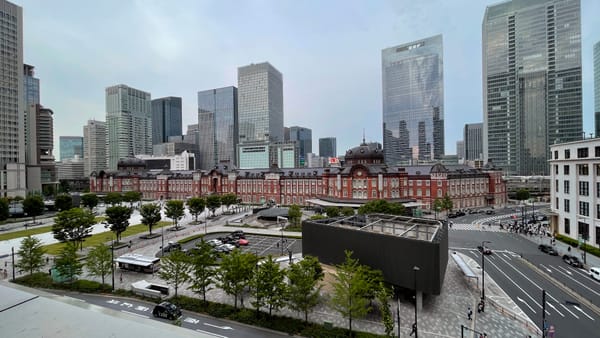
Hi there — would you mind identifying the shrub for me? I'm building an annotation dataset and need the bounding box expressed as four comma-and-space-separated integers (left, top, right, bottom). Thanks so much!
71, 280, 111, 293
14, 272, 53, 288
556, 234, 600, 258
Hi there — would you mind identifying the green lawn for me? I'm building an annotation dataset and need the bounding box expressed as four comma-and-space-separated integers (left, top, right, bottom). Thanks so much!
0, 225, 55, 241
43, 221, 171, 255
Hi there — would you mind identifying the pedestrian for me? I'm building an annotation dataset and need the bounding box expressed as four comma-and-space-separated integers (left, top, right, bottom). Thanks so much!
119, 273, 123, 283
409, 322, 417, 336
568, 246, 571, 253
467, 307, 473, 320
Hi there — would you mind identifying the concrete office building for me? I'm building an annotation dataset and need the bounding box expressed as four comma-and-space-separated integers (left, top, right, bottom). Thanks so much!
595, 41, 600, 137
382, 34, 444, 164
197, 86, 238, 170
25, 104, 56, 192
289, 126, 312, 166
83, 119, 107, 176
0, 1, 25, 197
136, 151, 195, 171
549, 138, 600, 248
106, 84, 152, 170
319, 137, 337, 158
237, 141, 298, 169
57, 155, 85, 180
456, 140, 465, 161
464, 123, 483, 161
237, 62, 283, 144
59, 136, 83, 161
483, 0, 582, 175
152, 96, 182, 145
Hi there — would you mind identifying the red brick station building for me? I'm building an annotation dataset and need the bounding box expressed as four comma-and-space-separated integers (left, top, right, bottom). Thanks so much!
90, 142, 506, 211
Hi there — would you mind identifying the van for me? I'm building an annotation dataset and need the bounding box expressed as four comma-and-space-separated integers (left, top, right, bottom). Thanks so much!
590, 267, 600, 282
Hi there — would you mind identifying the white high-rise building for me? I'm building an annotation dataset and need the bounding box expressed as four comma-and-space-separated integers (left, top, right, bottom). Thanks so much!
0, 0, 25, 197
106, 84, 152, 170
83, 120, 107, 176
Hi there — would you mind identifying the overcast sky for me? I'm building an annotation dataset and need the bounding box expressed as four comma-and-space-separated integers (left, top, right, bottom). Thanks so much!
14, 0, 600, 160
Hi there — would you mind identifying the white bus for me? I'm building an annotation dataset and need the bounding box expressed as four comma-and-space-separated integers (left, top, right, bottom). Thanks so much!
115, 253, 160, 273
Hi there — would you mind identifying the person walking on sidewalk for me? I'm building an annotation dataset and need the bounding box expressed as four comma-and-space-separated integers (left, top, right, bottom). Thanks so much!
467, 307, 473, 320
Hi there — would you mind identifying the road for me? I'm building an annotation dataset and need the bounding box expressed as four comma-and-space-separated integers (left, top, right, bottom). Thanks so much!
450, 226, 600, 337
54, 292, 288, 338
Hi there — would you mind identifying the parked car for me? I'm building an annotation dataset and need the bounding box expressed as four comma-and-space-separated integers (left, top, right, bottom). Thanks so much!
477, 245, 493, 255
563, 254, 583, 268
152, 302, 182, 320
237, 238, 249, 246
215, 243, 236, 254
162, 241, 181, 253
485, 209, 495, 215
207, 239, 222, 247
538, 244, 558, 256
589, 267, 600, 282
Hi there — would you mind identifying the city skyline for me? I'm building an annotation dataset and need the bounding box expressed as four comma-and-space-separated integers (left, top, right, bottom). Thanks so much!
13, 0, 600, 157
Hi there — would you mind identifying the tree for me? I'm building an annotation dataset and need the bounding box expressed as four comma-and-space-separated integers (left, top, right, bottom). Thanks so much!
23, 195, 45, 225
206, 195, 222, 217
0, 198, 9, 221
16, 236, 45, 276
325, 207, 340, 218
55, 194, 73, 212
341, 207, 355, 217
188, 239, 217, 302
330, 250, 371, 335
81, 193, 99, 210
123, 191, 141, 209
55, 242, 83, 283
165, 200, 184, 230
376, 282, 394, 337
286, 255, 324, 322
59, 180, 71, 194
105, 206, 132, 242
158, 250, 191, 297
251, 255, 287, 317
217, 249, 257, 308
104, 192, 122, 206
186, 197, 206, 223
86, 244, 112, 285
287, 204, 302, 227
357, 199, 405, 215
516, 188, 531, 202
221, 193, 238, 211
441, 194, 453, 218
140, 203, 161, 235
52, 207, 96, 250
433, 198, 443, 220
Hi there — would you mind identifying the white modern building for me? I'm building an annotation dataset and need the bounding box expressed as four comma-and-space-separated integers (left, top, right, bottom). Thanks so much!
135, 151, 195, 171
550, 138, 600, 248
83, 119, 107, 176
0, 0, 25, 197
237, 141, 297, 169
57, 155, 85, 180
106, 84, 152, 170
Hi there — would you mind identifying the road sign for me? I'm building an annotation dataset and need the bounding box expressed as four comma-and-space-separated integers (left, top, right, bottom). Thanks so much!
548, 325, 555, 338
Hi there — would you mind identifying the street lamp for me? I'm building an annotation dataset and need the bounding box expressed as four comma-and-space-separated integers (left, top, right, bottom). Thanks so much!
481, 240, 491, 302
413, 265, 420, 338
111, 237, 115, 291
277, 216, 288, 255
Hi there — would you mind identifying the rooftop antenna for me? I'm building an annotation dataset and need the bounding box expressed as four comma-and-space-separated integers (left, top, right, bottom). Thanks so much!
362, 129, 366, 144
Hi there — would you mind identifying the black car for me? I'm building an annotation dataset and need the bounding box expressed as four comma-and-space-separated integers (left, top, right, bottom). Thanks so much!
162, 241, 181, 253
477, 245, 492, 255
538, 244, 558, 256
152, 302, 182, 320
563, 254, 583, 268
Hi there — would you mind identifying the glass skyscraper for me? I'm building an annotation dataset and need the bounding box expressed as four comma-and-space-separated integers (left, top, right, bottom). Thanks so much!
594, 41, 600, 137
319, 137, 336, 158
237, 62, 283, 144
289, 126, 312, 165
59, 136, 83, 161
106, 84, 152, 170
152, 96, 182, 145
483, 0, 582, 175
382, 35, 444, 165
464, 123, 483, 161
197, 86, 238, 170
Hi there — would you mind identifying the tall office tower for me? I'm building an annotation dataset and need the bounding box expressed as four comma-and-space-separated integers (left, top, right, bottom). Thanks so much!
0, 1, 25, 197
289, 126, 312, 165
456, 140, 465, 160
83, 120, 107, 176
197, 86, 238, 170
595, 41, 600, 137
237, 62, 283, 144
152, 96, 182, 145
284, 127, 290, 142
483, 0, 582, 175
23, 64, 39, 106
59, 136, 83, 161
25, 104, 56, 191
319, 137, 337, 158
106, 84, 152, 170
382, 35, 444, 165
464, 123, 483, 161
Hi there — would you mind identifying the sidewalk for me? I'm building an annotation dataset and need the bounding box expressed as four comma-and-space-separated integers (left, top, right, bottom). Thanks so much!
520, 232, 600, 268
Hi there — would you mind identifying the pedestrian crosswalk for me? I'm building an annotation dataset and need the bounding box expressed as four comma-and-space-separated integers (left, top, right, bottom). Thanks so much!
450, 223, 505, 232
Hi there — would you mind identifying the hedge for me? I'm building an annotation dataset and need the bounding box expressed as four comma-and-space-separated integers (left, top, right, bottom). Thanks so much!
555, 234, 600, 258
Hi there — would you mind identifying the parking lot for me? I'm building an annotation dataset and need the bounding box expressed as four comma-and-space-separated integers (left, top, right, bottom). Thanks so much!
190, 232, 302, 258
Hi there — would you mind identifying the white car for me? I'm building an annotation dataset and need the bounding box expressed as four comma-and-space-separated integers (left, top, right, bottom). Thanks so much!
590, 267, 600, 282
207, 239, 222, 247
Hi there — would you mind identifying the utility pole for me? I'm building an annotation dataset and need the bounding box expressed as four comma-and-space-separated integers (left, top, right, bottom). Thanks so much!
11, 246, 15, 281
541, 289, 546, 338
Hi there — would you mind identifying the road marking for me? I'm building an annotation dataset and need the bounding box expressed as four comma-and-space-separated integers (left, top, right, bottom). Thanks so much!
517, 297, 537, 313
539, 263, 552, 273
554, 266, 600, 297
574, 306, 595, 321
196, 329, 229, 338
204, 323, 233, 330
546, 302, 565, 317
121, 310, 148, 319
566, 265, 592, 279
559, 303, 580, 319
